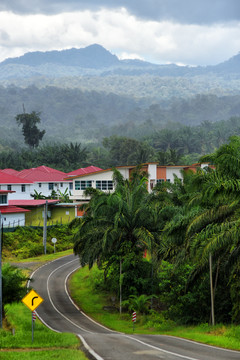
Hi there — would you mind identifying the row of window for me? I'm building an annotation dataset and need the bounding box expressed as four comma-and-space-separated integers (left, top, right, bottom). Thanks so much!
0, 185, 26, 192
46, 183, 73, 191
1, 183, 73, 192
75, 180, 114, 191
157, 179, 171, 183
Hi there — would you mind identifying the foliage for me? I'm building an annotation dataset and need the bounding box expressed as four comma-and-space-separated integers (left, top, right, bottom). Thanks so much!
2, 264, 27, 306
0, 141, 88, 172
103, 135, 156, 166
15, 110, 45, 148
2, 225, 74, 259
122, 294, 155, 314
73, 167, 162, 300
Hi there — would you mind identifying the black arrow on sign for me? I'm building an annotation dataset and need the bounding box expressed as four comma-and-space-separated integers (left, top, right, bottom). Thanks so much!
32, 296, 38, 306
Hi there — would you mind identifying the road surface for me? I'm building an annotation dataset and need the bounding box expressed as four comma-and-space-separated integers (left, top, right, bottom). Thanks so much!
30, 254, 240, 360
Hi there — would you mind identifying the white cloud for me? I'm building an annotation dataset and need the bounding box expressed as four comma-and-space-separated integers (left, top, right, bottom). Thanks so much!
0, 8, 240, 65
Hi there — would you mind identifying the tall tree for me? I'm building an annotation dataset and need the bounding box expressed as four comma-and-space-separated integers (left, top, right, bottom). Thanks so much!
16, 110, 45, 148
73, 168, 161, 299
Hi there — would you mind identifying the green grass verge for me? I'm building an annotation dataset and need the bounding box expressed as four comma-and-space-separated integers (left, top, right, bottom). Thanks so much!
69, 265, 240, 351
0, 350, 87, 360
0, 303, 88, 360
7, 249, 73, 264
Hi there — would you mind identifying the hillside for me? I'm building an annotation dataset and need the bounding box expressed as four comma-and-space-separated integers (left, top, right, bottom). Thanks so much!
1, 85, 240, 147
1, 44, 240, 148
0, 45, 240, 102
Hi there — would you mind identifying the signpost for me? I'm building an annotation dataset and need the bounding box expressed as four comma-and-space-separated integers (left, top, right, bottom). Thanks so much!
51, 237, 57, 253
32, 311, 37, 342
21, 289, 44, 342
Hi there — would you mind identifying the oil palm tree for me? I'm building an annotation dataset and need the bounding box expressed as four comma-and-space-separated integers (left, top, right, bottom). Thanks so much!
73, 167, 163, 307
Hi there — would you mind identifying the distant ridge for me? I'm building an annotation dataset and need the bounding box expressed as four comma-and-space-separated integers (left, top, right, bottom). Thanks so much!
1, 44, 120, 68
0, 44, 240, 81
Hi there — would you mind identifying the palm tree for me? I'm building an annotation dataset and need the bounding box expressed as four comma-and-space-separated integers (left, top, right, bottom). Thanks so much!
73, 167, 163, 309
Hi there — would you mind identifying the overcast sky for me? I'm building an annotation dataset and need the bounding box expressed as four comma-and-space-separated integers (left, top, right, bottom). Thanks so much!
0, 0, 240, 66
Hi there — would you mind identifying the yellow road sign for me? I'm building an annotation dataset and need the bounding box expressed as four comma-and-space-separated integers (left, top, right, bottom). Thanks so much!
22, 289, 44, 311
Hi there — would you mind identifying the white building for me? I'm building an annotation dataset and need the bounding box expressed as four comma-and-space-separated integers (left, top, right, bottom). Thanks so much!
0, 189, 29, 227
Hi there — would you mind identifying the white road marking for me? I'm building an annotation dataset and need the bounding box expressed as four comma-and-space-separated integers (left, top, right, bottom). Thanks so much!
46, 258, 94, 334
124, 335, 200, 360
64, 266, 119, 333
30, 255, 240, 360
78, 334, 105, 360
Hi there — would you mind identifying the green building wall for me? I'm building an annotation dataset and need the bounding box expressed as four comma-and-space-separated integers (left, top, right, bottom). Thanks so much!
25, 205, 76, 226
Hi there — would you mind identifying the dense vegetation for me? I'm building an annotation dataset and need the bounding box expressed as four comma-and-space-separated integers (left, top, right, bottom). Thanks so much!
1, 116, 240, 171
1, 84, 240, 146
2, 225, 74, 259
72, 137, 240, 325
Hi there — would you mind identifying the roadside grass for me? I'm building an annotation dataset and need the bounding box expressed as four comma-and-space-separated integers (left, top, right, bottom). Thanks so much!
69, 265, 240, 351
0, 302, 88, 360
0, 350, 87, 360
7, 249, 73, 264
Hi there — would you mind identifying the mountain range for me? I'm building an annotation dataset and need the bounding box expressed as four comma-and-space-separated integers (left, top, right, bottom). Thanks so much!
1, 44, 240, 148
1, 44, 240, 80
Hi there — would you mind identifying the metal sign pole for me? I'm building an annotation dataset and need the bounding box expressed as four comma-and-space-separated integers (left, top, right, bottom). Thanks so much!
32, 311, 34, 342
43, 201, 48, 254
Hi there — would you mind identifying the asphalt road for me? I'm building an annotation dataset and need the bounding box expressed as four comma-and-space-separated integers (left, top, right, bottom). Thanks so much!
31, 254, 240, 360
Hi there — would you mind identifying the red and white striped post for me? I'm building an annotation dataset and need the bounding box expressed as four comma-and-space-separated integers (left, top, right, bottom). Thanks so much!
132, 311, 136, 331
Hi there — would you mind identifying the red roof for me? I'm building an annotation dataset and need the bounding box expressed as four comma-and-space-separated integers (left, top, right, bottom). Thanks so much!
1, 168, 20, 176
0, 170, 33, 184
9, 200, 60, 207
17, 166, 68, 182
0, 190, 15, 194
67, 166, 102, 177
0, 205, 30, 213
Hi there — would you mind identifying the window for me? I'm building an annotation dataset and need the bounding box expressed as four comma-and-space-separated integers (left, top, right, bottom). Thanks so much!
75, 180, 92, 190
96, 180, 113, 191
39, 183, 42, 188
69, 183, 73, 190
21, 184, 26, 192
157, 179, 170, 183
7, 185, 12, 191
60, 183, 63, 187
48, 183, 54, 190
0, 195, 7, 204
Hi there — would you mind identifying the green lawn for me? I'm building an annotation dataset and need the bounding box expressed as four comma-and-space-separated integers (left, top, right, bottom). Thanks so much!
0, 302, 88, 360
0, 350, 87, 360
69, 265, 240, 351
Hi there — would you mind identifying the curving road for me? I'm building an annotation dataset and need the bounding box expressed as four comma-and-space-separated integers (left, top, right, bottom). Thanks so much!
30, 254, 240, 360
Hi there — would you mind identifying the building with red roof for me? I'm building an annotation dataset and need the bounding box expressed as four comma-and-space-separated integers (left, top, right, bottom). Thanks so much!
67, 166, 102, 177
67, 162, 212, 204
0, 170, 33, 201
0, 190, 30, 227
12, 165, 72, 199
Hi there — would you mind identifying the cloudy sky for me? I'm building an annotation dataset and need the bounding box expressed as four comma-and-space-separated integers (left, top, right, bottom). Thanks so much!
0, 0, 240, 66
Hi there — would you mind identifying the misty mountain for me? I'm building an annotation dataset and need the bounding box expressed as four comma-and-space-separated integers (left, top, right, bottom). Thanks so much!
1, 44, 240, 80
1, 44, 240, 150
1, 44, 120, 68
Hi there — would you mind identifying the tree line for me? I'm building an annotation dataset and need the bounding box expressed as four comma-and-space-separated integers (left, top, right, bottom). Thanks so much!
1, 115, 240, 171
1, 84, 240, 146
